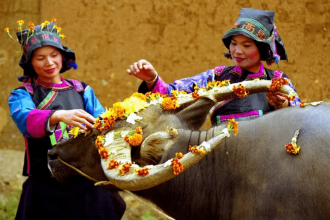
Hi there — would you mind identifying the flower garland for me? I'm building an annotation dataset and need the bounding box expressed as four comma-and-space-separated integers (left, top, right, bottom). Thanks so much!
119, 162, 133, 176
189, 145, 205, 154
171, 153, 184, 175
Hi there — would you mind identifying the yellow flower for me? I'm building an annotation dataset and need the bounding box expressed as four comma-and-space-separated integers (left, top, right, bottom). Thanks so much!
17, 20, 24, 26
68, 126, 80, 138
119, 162, 132, 176
44, 20, 50, 25
227, 119, 238, 136
4, 27, 9, 32
175, 152, 183, 159
59, 34, 65, 39
113, 102, 126, 119
56, 26, 61, 33
132, 92, 147, 101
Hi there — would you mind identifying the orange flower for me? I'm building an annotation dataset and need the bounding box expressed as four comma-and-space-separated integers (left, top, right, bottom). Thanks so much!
300, 102, 305, 107
171, 158, 183, 175
108, 159, 119, 169
93, 117, 103, 132
135, 126, 143, 134
227, 118, 238, 135
95, 135, 105, 149
98, 147, 109, 159
161, 97, 179, 110
119, 162, 132, 175
132, 92, 147, 101
103, 116, 115, 129
51, 17, 57, 23
233, 84, 248, 98
135, 168, 149, 177
128, 133, 143, 147
17, 27, 21, 31
285, 143, 300, 154
59, 34, 65, 39
288, 94, 295, 101
192, 92, 199, 99
269, 78, 289, 91
175, 152, 183, 159
189, 145, 205, 154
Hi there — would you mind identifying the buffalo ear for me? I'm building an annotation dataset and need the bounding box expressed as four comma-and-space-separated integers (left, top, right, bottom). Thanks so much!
175, 97, 215, 130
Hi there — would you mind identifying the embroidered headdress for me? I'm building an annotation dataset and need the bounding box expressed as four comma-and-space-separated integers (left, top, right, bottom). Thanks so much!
4, 18, 77, 82
222, 8, 288, 65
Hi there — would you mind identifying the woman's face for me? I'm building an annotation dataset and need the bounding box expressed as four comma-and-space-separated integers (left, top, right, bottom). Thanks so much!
229, 35, 261, 72
31, 46, 63, 83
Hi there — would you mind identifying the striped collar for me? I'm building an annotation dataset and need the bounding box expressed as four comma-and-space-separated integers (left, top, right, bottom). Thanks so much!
232, 62, 265, 78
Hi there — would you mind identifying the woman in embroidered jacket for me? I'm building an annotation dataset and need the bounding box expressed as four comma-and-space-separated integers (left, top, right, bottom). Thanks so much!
7, 20, 125, 219
127, 8, 301, 126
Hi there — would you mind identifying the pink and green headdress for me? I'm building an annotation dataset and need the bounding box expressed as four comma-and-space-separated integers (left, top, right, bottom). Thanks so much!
4, 18, 78, 82
222, 8, 288, 65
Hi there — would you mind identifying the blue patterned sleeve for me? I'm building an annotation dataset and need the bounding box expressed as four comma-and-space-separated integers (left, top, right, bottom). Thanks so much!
165, 69, 215, 95
82, 86, 105, 118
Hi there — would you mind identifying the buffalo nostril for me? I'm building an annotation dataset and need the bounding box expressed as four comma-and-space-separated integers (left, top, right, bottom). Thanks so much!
47, 151, 58, 161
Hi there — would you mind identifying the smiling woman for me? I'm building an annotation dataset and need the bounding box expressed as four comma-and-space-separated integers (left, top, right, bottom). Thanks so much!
127, 8, 301, 126
6, 19, 126, 220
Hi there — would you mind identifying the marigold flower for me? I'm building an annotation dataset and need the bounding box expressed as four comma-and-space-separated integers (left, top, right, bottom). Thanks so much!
171, 159, 183, 175
135, 126, 143, 134
161, 97, 179, 110
95, 135, 105, 149
288, 94, 296, 101
17, 20, 24, 26
285, 143, 300, 154
51, 17, 57, 23
17, 27, 21, 31
132, 92, 147, 101
98, 147, 109, 159
189, 145, 205, 154
135, 168, 149, 177
113, 102, 126, 119
103, 116, 115, 129
4, 27, 9, 32
93, 117, 103, 132
108, 159, 119, 169
233, 84, 248, 98
128, 133, 143, 147
227, 119, 238, 136
119, 162, 132, 175
175, 152, 183, 159
192, 92, 199, 99
300, 102, 305, 107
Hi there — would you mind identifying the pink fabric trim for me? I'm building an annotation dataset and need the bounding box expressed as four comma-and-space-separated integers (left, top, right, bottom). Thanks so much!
214, 65, 226, 76
273, 71, 283, 79
151, 77, 168, 94
22, 83, 34, 95
24, 136, 30, 174
232, 62, 265, 78
68, 79, 84, 92
219, 110, 261, 120
26, 109, 52, 138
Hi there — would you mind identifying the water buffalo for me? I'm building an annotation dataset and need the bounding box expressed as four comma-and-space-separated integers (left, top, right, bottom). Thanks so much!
47, 80, 330, 220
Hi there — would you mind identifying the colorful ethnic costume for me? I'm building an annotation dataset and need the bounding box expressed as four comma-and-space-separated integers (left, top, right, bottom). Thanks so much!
139, 8, 301, 125
7, 20, 125, 220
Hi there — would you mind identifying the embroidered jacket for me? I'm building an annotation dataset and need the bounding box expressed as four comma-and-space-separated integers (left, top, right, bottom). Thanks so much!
8, 77, 104, 176
138, 62, 301, 125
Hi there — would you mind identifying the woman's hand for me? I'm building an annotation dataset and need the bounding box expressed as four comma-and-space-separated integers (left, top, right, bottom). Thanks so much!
50, 109, 95, 130
266, 92, 289, 109
127, 59, 158, 83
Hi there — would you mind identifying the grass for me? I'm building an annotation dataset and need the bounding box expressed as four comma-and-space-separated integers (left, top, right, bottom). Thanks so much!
0, 190, 20, 220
